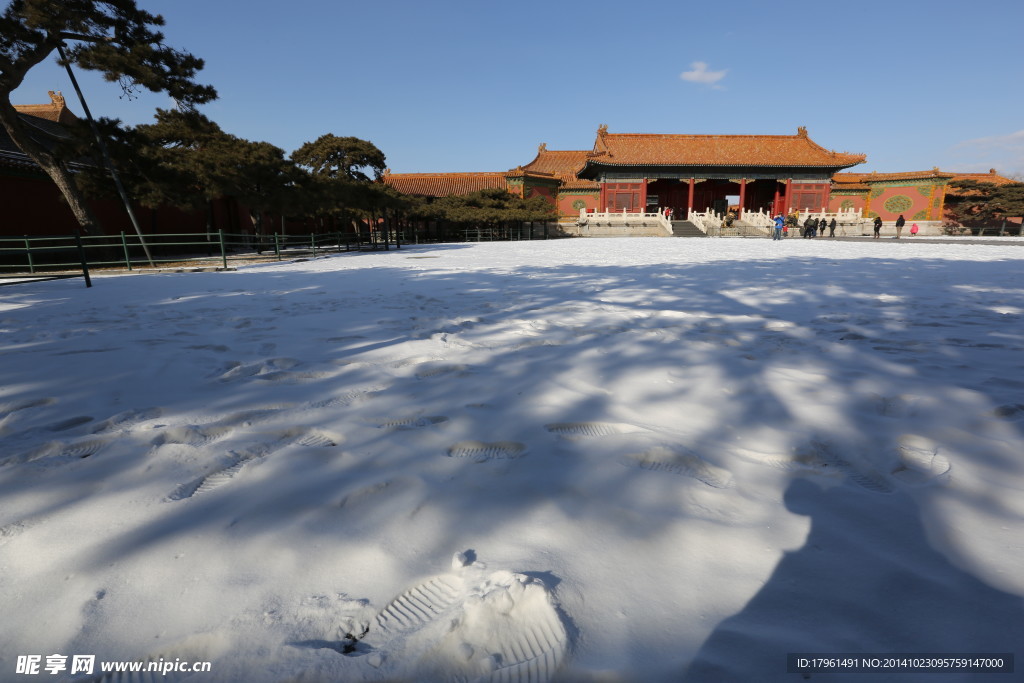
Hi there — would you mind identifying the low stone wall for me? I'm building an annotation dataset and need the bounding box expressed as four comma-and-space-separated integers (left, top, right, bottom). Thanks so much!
557, 219, 950, 238
838, 220, 944, 237
561, 223, 671, 239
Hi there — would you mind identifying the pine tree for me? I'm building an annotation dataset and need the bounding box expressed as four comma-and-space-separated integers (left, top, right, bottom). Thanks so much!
291, 134, 386, 183
946, 180, 1024, 231
291, 134, 388, 233
0, 0, 216, 233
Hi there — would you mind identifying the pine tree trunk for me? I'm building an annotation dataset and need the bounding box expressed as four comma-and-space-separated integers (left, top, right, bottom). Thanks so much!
0, 100, 102, 235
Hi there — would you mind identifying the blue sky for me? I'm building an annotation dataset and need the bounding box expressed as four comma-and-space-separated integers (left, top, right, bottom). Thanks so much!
12, 0, 1024, 177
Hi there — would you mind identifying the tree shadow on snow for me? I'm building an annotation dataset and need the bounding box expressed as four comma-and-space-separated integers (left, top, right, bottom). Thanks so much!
1, 247, 1023, 676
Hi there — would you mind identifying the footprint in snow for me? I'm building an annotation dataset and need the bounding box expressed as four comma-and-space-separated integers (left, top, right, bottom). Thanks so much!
622, 446, 734, 489
391, 355, 438, 368
793, 439, 895, 494
545, 421, 648, 439
446, 441, 526, 462
151, 424, 234, 448
216, 357, 302, 382
0, 398, 57, 436
271, 426, 344, 448
0, 396, 56, 419
342, 553, 568, 682
891, 434, 951, 486
3, 437, 111, 466
415, 363, 470, 379
165, 427, 341, 501
0, 517, 41, 546
168, 457, 252, 501
91, 407, 163, 433
370, 415, 449, 430
306, 386, 387, 410
46, 415, 93, 432
864, 393, 923, 418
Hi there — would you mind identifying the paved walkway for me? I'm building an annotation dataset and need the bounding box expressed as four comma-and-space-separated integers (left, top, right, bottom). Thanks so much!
765, 235, 1024, 246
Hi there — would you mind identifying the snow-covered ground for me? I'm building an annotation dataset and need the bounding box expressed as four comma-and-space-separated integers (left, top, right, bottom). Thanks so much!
1, 237, 1022, 682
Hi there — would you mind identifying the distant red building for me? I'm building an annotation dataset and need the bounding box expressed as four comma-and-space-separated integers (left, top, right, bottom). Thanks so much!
5, 95, 1016, 237
2, 91, 252, 237
383, 125, 1016, 231
831, 168, 1016, 222
384, 125, 867, 220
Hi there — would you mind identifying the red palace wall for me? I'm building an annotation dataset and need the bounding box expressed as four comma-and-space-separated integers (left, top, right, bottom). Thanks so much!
829, 194, 866, 214
864, 185, 938, 221
526, 186, 554, 201
557, 193, 599, 217
3, 173, 251, 237
4, 174, 94, 236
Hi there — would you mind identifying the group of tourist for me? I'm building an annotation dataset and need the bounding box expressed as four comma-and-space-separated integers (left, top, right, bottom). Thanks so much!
872, 214, 919, 239
801, 215, 837, 239
768, 212, 920, 241
770, 213, 837, 240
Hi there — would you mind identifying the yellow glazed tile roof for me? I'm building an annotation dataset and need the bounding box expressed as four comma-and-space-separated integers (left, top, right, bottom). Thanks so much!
588, 126, 865, 168
382, 172, 508, 197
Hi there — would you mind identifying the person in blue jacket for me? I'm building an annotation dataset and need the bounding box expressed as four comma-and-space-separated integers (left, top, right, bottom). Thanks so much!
772, 214, 785, 240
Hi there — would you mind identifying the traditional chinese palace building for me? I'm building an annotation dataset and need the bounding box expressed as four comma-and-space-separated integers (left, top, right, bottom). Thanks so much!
383, 125, 1015, 232
2, 95, 1016, 238
831, 168, 1017, 222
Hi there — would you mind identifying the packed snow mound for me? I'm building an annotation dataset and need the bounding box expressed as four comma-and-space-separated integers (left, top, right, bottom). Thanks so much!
342, 556, 567, 682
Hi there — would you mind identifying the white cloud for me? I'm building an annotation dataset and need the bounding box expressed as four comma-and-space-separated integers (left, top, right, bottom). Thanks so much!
953, 129, 1024, 151
949, 130, 1024, 177
680, 61, 728, 89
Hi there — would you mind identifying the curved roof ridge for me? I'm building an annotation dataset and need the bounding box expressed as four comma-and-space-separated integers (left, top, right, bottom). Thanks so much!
381, 171, 510, 198
586, 126, 865, 170
943, 169, 1016, 185
522, 147, 590, 177
604, 132, 804, 139
838, 169, 956, 181
383, 170, 507, 176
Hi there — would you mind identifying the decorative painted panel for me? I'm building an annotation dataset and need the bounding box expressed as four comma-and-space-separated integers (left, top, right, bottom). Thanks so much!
828, 193, 865, 214
558, 191, 599, 218
883, 195, 913, 213
871, 186, 932, 220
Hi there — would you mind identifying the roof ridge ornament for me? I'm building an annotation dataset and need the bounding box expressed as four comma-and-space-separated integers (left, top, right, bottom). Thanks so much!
797, 126, 808, 138
538, 142, 547, 153
597, 124, 608, 137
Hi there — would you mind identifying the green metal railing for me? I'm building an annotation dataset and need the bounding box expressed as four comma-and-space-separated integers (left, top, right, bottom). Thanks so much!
0, 232, 93, 287
0, 230, 386, 278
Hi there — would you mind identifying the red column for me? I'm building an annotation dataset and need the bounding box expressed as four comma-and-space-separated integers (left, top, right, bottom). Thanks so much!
687, 178, 695, 213
738, 178, 747, 218
773, 183, 781, 216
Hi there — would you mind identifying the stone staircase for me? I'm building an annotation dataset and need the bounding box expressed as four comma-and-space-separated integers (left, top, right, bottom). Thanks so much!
670, 220, 708, 237
721, 220, 770, 238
